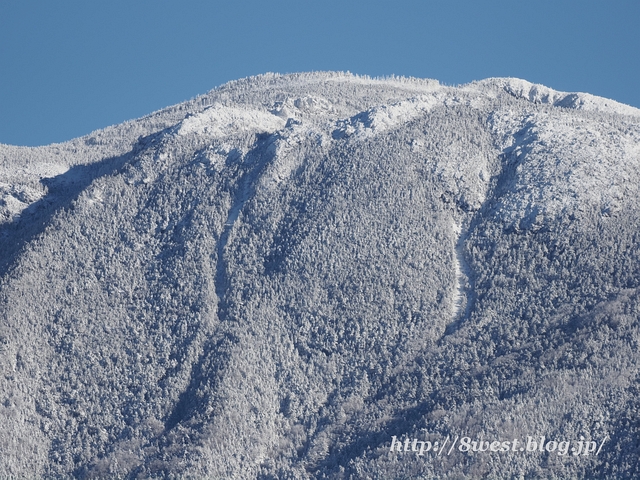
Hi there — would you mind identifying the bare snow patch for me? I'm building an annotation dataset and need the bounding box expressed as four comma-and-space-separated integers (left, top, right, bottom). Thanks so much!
176, 104, 285, 137
451, 222, 464, 318
332, 94, 442, 139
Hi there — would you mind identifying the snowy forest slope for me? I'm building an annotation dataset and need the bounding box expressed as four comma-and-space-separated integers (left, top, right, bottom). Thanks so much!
1, 72, 640, 478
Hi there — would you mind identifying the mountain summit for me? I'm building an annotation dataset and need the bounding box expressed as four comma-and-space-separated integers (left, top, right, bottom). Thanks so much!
1, 72, 639, 478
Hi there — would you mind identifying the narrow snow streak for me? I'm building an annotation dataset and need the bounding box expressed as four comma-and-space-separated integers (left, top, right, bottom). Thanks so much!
215, 134, 279, 308
447, 219, 476, 337
451, 222, 465, 319
166, 133, 282, 432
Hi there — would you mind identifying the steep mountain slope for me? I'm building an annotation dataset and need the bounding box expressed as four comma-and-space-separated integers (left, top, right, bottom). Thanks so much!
1, 72, 639, 478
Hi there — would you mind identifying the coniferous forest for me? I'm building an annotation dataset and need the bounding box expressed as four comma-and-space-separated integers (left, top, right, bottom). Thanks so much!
1, 72, 640, 478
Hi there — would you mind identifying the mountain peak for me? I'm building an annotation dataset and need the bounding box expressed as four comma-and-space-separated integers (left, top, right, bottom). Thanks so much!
1, 73, 639, 478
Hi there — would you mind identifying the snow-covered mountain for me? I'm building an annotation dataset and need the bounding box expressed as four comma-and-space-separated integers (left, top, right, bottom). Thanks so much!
1, 72, 639, 478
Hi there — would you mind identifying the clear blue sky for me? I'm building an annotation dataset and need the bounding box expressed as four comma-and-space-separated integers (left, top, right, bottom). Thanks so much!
1, 0, 638, 146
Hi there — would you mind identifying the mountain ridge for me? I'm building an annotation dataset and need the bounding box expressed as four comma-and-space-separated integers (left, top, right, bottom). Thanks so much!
1, 72, 639, 478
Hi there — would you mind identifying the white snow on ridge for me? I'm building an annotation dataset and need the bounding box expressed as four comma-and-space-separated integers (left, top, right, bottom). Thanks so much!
176, 103, 286, 137
332, 94, 443, 139
324, 72, 443, 94
0, 162, 69, 225
270, 95, 337, 120
489, 109, 640, 230
472, 78, 640, 117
